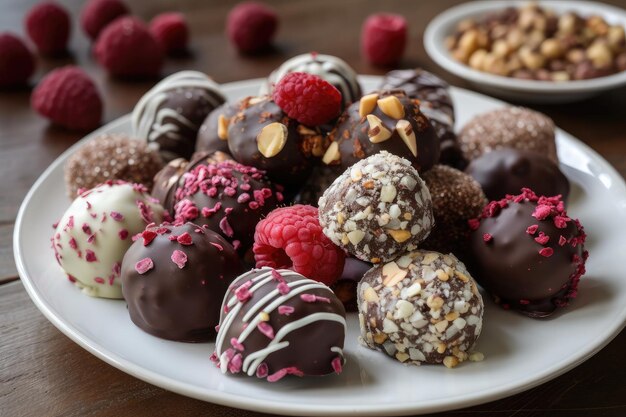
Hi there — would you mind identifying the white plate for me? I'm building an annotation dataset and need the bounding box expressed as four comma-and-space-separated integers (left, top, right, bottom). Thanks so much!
424, 0, 626, 103
14, 77, 626, 416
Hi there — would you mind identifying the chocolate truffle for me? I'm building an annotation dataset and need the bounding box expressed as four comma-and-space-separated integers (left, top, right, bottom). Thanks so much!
458, 107, 558, 163
212, 267, 346, 381
319, 151, 434, 264
293, 165, 339, 206
64, 134, 163, 198
324, 90, 440, 175
468, 189, 587, 317
421, 165, 488, 257
465, 148, 570, 202
227, 96, 319, 188
173, 160, 283, 253
358, 250, 484, 367
261, 53, 362, 109
195, 102, 238, 155
121, 222, 242, 342
51, 181, 166, 299
332, 257, 372, 312
132, 71, 226, 161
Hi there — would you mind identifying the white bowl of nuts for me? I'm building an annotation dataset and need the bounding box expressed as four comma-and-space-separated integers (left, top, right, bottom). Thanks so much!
424, 0, 626, 103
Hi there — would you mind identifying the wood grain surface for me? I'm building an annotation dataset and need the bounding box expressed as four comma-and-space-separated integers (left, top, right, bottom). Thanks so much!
1, 0, 625, 416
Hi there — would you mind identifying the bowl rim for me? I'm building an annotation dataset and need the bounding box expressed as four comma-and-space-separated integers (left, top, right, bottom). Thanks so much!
424, 0, 626, 94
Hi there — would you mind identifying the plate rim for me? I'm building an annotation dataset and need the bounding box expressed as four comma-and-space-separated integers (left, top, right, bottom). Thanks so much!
13, 78, 626, 416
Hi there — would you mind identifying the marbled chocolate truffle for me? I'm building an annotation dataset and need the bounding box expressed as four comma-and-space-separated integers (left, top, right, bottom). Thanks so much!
51, 181, 166, 299
213, 267, 346, 381
458, 107, 557, 163
64, 134, 163, 198
421, 165, 488, 257
196, 102, 238, 155
465, 149, 570, 202
324, 90, 440, 175
121, 222, 242, 342
319, 151, 434, 264
358, 250, 484, 367
132, 71, 226, 161
468, 189, 587, 317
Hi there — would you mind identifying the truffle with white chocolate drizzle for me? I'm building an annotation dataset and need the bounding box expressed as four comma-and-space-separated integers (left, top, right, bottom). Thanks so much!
212, 267, 346, 382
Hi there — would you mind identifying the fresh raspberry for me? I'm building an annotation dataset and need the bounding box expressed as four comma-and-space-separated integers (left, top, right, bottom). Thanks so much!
80, 0, 130, 41
150, 12, 189, 54
31, 65, 103, 131
25, 2, 71, 56
361, 13, 407, 67
272, 72, 342, 126
253, 205, 345, 285
0, 33, 35, 88
94, 16, 163, 79
226, 2, 278, 53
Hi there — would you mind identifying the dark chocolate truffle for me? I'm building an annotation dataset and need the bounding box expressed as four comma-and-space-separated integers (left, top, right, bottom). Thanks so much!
319, 151, 434, 264
458, 107, 557, 163
324, 90, 440, 175
358, 250, 484, 368
132, 71, 226, 161
465, 148, 570, 202
64, 134, 163, 198
173, 160, 284, 253
121, 222, 242, 342
293, 165, 339, 206
227, 96, 319, 188
212, 267, 346, 381
196, 102, 238, 155
331, 257, 372, 312
421, 165, 488, 257
468, 189, 587, 317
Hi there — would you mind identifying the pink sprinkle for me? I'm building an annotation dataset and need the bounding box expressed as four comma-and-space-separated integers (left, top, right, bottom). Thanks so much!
168, 234, 178, 241
69, 237, 78, 250
532, 205, 552, 220
539, 247, 554, 257
534, 232, 550, 245
256, 363, 269, 378
277, 282, 290, 295
67, 216, 74, 229
300, 293, 317, 303
237, 193, 250, 204
249, 201, 259, 210
87, 234, 96, 244
86, 201, 92, 210
559, 235, 567, 246
171, 250, 188, 269
112, 262, 121, 276
142, 230, 157, 246
271, 269, 284, 282
228, 353, 243, 373
235, 281, 253, 302
257, 322, 275, 339
209, 352, 219, 364
110, 211, 124, 221
231, 337, 244, 351
210, 242, 224, 251
94, 277, 105, 284
177, 232, 193, 246
331, 356, 343, 374
224, 187, 237, 197
155, 227, 170, 235
276, 192, 284, 202
136, 200, 154, 223
232, 240, 241, 250
519, 299, 530, 305
219, 217, 234, 237
224, 207, 233, 215
240, 183, 251, 191
554, 215, 569, 229
85, 250, 97, 262
267, 367, 303, 382
483, 233, 492, 242
108, 275, 115, 286
67, 274, 76, 283
135, 258, 154, 274
467, 218, 480, 231
526, 224, 539, 235
278, 305, 294, 315
82, 223, 92, 234
315, 296, 331, 303
119, 229, 129, 240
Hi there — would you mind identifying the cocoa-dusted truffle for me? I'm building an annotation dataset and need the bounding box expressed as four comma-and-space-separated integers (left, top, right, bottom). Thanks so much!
64, 134, 163, 198
323, 90, 439, 175
465, 148, 570, 202
196, 102, 238, 155
212, 267, 346, 382
227, 96, 320, 188
421, 165, 488, 257
132, 71, 226, 161
358, 250, 484, 368
458, 107, 557, 163
319, 151, 434, 264
121, 222, 242, 342
51, 181, 166, 299
468, 189, 587, 317
173, 160, 283, 254
332, 257, 372, 312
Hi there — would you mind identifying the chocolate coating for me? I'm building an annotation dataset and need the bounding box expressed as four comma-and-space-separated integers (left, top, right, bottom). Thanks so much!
421, 165, 488, 258
293, 165, 338, 206
196, 102, 238, 155
213, 267, 346, 381
468, 190, 587, 317
358, 251, 484, 367
331, 257, 372, 312
465, 149, 570, 202
121, 223, 242, 342
327, 90, 440, 175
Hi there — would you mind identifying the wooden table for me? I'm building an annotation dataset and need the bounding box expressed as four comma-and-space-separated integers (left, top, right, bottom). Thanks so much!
2, 0, 626, 415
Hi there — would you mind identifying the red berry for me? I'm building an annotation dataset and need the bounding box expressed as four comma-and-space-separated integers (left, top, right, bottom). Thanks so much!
31, 65, 103, 131
253, 205, 345, 286
0, 33, 35, 88
80, 0, 130, 41
361, 13, 407, 67
94, 16, 163, 79
226, 2, 278, 53
150, 12, 189, 54
25, 2, 71, 56
272, 72, 342, 126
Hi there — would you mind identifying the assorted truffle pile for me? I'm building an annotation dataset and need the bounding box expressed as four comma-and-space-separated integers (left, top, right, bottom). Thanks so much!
50, 57, 590, 381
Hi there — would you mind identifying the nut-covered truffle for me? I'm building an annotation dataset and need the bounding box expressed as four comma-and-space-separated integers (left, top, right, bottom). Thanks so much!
358, 250, 484, 367
318, 151, 434, 264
